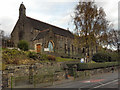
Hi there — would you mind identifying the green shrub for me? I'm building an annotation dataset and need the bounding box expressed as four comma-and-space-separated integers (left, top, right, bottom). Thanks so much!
92, 53, 111, 62
96, 50, 119, 62
27, 52, 48, 61
17, 40, 29, 51
27, 52, 38, 60
47, 55, 56, 61
108, 52, 119, 62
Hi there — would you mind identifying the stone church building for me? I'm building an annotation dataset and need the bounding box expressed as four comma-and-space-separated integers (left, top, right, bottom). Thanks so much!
11, 3, 84, 57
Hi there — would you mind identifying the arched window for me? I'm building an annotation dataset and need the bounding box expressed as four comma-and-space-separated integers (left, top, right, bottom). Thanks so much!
48, 41, 54, 52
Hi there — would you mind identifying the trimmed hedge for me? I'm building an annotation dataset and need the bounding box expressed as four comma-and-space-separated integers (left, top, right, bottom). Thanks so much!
67, 62, 119, 71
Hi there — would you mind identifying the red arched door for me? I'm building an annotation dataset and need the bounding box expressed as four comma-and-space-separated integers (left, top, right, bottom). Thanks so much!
36, 44, 41, 53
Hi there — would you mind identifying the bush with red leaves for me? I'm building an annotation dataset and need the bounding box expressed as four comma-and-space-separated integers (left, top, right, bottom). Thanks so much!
47, 55, 56, 61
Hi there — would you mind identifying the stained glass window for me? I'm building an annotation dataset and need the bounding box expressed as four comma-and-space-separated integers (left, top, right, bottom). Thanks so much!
48, 41, 53, 52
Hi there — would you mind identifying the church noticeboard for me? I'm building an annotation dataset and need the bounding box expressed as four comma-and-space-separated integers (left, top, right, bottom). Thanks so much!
44, 48, 49, 51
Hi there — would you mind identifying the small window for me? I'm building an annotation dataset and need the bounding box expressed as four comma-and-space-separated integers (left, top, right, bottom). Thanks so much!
82, 48, 85, 53
72, 45, 74, 54
65, 44, 67, 54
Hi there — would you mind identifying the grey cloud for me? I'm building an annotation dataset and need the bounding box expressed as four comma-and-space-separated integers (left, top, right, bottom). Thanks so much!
0, 0, 118, 36
0, 17, 16, 35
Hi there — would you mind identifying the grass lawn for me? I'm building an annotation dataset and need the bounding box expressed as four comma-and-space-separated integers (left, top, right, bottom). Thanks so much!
37, 57, 77, 63
56, 57, 78, 62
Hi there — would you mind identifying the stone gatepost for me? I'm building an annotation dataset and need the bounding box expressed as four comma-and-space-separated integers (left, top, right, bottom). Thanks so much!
73, 65, 77, 79
6, 67, 15, 88
2, 70, 8, 88
29, 65, 37, 84
8, 73, 14, 88
29, 65, 34, 84
64, 65, 68, 79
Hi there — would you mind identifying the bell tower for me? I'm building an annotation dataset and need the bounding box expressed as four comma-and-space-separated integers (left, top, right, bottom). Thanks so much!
19, 2, 26, 18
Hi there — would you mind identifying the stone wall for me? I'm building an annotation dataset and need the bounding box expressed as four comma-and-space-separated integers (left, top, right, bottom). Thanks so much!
2, 62, 65, 88
76, 66, 119, 79
2, 62, 119, 88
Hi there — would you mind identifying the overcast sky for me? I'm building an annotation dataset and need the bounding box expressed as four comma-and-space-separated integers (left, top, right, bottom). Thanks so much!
0, 0, 119, 36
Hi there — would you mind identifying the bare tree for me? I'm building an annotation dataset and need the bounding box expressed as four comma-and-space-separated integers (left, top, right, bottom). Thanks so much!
0, 30, 4, 39
108, 29, 120, 53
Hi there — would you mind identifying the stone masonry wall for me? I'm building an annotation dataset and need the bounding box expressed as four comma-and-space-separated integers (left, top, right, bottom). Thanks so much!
2, 62, 120, 88
2, 62, 65, 88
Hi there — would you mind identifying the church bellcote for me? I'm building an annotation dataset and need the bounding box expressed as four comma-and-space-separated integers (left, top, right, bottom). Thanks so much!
19, 2, 26, 18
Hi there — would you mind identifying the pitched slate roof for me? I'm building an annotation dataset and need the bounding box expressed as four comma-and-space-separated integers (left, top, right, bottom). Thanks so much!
26, 16, 74, 40
33, 29, 50, 40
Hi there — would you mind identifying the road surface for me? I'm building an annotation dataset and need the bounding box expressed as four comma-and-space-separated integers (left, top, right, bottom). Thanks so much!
48, 71, 119, 89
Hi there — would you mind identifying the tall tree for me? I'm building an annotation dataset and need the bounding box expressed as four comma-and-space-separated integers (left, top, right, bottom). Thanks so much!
73, 1, 110, 61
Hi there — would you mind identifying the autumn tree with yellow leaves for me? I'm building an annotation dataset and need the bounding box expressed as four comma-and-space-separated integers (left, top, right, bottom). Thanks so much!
73, 1, 111, 62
